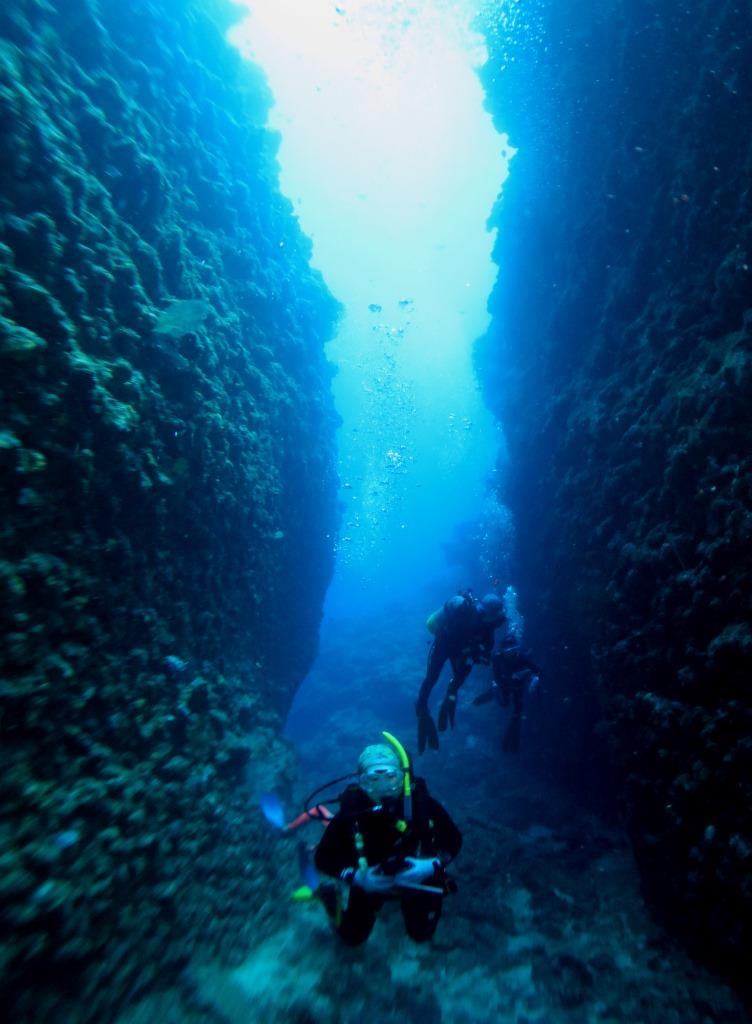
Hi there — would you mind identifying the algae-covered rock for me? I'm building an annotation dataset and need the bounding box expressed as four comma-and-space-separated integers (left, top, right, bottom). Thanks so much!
0, 317, 47, 357
0, 1, 340, 1021
476, 0, 752, 993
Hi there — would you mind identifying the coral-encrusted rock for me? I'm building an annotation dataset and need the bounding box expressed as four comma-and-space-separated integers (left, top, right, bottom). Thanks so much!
476, 0, 752, 992
0, 1, 339, 1020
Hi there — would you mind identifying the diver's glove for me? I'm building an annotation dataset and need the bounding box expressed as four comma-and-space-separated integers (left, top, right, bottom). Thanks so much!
394, 857, 444, 893
396, 857, 441, 886
342, 865, 396, 895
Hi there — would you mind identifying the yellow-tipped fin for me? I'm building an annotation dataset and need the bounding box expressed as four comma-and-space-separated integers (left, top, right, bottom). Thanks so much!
291, 885, 316, 902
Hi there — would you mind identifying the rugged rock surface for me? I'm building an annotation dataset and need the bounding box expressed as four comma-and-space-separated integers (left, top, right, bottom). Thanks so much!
476, 0, 751, 991
0, 1, 339, 1019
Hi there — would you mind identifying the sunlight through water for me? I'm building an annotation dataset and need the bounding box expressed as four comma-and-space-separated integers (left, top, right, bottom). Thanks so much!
229, 0, 511, 611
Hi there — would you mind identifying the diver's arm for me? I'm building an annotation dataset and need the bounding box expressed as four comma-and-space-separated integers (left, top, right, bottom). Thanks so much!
468, 622, 496, 663
507, 649, 540, 677
313, 818, 357, 878
481, 623, 497, 654
427, 798, 463, 864
491, 648, 504, 685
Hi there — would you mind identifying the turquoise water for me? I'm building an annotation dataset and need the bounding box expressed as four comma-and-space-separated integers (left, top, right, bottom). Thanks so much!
231, 0, 508, 614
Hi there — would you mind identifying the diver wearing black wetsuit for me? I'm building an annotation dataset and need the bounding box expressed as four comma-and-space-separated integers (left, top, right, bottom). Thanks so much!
473, 633, 541, 752
415, 592, 507, 753
491, 635, 540, 714
314, 746, 462, 946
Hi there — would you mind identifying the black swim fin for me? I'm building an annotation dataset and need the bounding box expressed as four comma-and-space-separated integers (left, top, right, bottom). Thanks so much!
417, 711, 439, 754
472, 687, 497, 706
438, 693, 457, 732
502, 714, 521, 753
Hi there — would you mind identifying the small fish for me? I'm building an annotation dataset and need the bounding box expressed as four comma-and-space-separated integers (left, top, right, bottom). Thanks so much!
368, 303, 382, 313
55, 830, 80, 849
164, 655, 188, 674
259, 793, 285, 829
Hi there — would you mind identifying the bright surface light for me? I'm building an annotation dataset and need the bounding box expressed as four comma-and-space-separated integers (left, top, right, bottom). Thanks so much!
230, 0, 510, 610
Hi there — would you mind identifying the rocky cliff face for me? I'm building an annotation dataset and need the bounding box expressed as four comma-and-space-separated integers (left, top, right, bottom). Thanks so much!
477, 0, 751, 987
0, 1, 339, 1019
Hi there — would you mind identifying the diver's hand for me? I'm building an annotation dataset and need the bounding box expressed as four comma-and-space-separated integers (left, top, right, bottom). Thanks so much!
344, 866, 396, 895
396, 857, 441, 886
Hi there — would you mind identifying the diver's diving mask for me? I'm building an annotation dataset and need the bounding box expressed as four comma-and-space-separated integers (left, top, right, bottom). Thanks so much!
357, 743, 404, 801
359, 763, 404, 802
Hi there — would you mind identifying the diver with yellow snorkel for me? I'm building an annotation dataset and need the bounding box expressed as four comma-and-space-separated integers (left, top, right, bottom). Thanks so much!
311, 731, 462, 945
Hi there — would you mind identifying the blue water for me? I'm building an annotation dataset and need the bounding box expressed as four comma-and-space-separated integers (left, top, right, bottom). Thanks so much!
232, 6, 521, 801
231, 1, 508, 623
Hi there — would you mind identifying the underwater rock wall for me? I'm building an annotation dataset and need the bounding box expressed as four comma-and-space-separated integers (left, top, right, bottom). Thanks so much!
0, 1, 339, 1019
477, 0, 751, 985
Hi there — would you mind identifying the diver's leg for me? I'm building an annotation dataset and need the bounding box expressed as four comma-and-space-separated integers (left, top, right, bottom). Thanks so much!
492, 651, 511, 706
438, 657, 470, 730
416, 639, 447, 752
502, 713, 522, 753
452, 657, 473, 693
474, 653, 501, 707
417, 638, 448, 711
501, 675, 524, 753
511, 674, 524, 715
400, 891, 443, 942
334, 887, 380, 946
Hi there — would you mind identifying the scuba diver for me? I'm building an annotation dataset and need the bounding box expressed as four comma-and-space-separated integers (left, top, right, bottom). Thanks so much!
415, 590, 507, 754
312, 733, 462, 946
473, 631, 541, 752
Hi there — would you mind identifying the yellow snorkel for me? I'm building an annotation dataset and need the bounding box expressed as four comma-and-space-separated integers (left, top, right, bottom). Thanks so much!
382, 730, 412, 822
